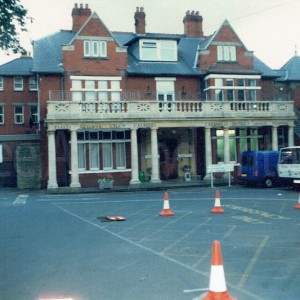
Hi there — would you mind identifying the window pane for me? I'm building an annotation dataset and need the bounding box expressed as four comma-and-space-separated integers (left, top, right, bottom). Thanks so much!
84, 41, 90, 56
78, 144, 86, 170
116, 143, 126, 169
230, 46, 236, 61
224, 46, 230, 61
102, 143, 112, 169
217, 45, 223, 60
100, 41, 107, 57
89, 143, 99, 170
92, 41, 99, 56
0, 76, 3, 90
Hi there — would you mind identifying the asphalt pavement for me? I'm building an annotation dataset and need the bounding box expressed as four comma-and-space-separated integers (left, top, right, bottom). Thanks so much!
0, 185, 300, 300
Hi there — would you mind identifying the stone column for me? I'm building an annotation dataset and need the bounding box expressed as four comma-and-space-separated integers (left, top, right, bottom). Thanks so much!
130, 128, 140, 184
204, 127, 212, 179
150, 127, 161, 183
272, 126, 278, 151
288, 125, 294, 147
224, 127, 230, 163
70, 129, 81, 187
47, 130, 58, 189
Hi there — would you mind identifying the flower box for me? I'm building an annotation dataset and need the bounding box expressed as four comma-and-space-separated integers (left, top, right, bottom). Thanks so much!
98, 177, 114, 190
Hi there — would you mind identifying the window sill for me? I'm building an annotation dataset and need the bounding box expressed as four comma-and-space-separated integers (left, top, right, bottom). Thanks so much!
83, 56, 109, 60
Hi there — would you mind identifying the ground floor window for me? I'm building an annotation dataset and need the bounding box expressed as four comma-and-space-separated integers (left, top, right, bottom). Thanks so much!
214, 128, 261, 163
77, 130, 130, 173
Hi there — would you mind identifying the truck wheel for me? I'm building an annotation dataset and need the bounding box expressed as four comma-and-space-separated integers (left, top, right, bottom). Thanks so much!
264, 178, 274, 188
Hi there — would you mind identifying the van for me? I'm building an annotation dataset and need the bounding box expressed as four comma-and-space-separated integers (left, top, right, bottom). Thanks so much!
240, 150, 280, 188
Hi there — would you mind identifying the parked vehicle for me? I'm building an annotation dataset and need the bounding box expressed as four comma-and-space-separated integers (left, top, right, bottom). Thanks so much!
278, 146, 300, 185
240, 150, 280, 188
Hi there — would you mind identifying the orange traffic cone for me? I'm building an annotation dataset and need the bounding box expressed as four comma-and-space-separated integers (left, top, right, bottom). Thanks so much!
295, 193, 300, 210
200, 241, 237, 300
211, 190, 224, 214
159, 192, 174, 216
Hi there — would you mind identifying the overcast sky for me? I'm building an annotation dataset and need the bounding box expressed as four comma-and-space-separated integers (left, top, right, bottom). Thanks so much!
0, 0, 299, 69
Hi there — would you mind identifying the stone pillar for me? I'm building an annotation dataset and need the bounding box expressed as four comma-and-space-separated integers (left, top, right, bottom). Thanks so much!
47, 130, 58, 189
224, 127, 230, 163
150, 127, 161, 183
70, 129, 81, 187
130, 128, 140, 184
288, 125, 294, 147
272, 126, 278, 151
204, 127, 212, 179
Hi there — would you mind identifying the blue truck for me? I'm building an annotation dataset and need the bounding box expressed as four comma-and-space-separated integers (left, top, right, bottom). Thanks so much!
240, 150, 280, 188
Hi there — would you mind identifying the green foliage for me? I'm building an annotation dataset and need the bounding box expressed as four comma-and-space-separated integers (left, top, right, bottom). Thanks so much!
0, 0, 32, 54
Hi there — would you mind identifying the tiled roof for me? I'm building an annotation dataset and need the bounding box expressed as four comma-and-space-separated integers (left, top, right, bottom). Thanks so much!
277, 55, 300, 81
253, 56, 279, 78
0, 57, 33, 76
32, 30, 75, 73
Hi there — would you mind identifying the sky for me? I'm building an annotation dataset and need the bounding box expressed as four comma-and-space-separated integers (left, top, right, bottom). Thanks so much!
0, 0, 299, 69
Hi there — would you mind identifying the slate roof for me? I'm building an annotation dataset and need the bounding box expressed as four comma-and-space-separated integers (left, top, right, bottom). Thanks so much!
276, 55, 300, 81
0, 28, 279, 78
0, 57, 33, 76
253, 56, 279, 78
113, 32, 203, 76
32, 30, 75, 73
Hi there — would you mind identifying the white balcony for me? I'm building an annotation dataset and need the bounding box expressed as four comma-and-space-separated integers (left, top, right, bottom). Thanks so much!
46, 90, 295, 122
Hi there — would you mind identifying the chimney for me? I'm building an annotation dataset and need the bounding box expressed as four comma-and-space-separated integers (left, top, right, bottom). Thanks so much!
183, 10, 203, 38
72, 3, 92, 32
134, 7, 146, 34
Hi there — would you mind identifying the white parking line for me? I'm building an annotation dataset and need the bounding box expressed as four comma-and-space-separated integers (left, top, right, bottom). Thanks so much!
12, 195, 28, 206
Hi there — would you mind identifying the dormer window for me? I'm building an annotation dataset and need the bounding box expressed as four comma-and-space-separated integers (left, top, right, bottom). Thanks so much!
217, 45, 236, 62
140, 39, 177, 61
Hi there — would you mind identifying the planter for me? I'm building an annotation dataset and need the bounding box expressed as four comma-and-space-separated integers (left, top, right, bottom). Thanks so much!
99, 180, 114, 190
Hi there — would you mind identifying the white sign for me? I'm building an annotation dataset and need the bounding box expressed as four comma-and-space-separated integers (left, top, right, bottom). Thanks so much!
207, 164, 234, 173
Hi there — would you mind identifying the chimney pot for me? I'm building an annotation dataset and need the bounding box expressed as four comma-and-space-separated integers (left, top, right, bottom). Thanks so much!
72, 3, 92, 32
134, 7, 146, 34
183, 10, 204, 38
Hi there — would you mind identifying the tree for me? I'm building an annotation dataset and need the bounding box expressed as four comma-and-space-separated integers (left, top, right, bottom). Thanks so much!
0, 0, 32, 54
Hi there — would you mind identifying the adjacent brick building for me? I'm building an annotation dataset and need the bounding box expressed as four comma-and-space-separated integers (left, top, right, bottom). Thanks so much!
0, 4, 298, 189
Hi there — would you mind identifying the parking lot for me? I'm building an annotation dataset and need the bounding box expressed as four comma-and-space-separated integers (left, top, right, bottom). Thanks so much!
1, 186, 300, 300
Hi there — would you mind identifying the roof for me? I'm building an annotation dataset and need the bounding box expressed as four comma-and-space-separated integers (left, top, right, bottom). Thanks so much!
32, 30, 75, 73
253, 56, 279, 78
113, 33, 203, 76
0, 57, 33, 76
277, 55, 300, 81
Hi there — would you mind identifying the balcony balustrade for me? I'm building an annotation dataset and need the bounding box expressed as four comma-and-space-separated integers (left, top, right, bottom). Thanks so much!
46, 90, 295, 121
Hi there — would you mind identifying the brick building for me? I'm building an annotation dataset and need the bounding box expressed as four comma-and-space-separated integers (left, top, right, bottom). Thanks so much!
0, 4, 298, 189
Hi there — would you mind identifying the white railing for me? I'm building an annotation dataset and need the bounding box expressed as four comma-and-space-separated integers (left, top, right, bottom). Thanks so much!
46, 98, 294, 121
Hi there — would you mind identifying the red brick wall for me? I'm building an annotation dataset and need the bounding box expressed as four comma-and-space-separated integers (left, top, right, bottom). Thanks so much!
0, 76, 38, 134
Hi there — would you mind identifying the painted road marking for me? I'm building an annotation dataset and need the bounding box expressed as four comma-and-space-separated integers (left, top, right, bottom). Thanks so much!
12, 195, 28, 206
226, 204, 290, 220
53, 203, 261, 300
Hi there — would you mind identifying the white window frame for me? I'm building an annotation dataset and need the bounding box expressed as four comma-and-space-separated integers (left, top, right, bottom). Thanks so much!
217, 45, 236, 62
0, 76, 3, 91
116, 142, 126, 169
84, 40, 107, 58
14, 105, 24, 124
140, 39, 177, 61
14, 77, 23, 91
84, 40, 91, 56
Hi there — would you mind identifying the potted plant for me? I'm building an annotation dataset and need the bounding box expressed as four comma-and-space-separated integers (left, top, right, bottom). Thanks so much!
98, 175, 114, 190
182, 165, 191, 172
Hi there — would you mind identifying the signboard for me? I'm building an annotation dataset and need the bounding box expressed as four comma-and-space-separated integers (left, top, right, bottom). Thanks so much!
207, 164, 234, 173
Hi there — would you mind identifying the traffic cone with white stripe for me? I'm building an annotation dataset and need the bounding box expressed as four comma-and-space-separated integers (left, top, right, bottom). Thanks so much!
295, 193, 300, 210
211, 190, 224, 214
159, 192, 174, 216
200, 240, 237, 300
